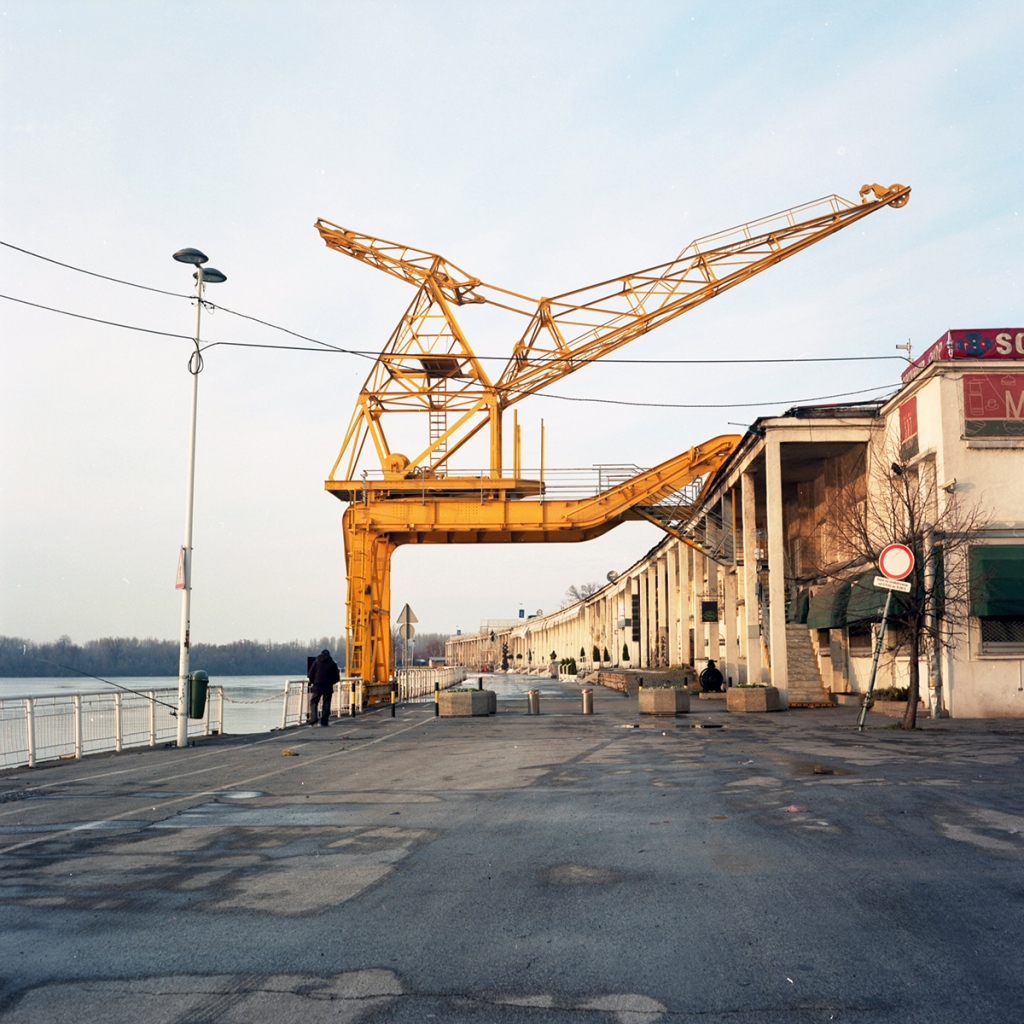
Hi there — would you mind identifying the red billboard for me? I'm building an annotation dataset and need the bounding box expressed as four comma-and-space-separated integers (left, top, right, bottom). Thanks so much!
963, 373, 1024, 438
902, 329, 1024, 383
898, 396, 918, 459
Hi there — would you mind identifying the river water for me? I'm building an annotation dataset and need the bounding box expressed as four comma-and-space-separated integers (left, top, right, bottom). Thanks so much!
0, 676, 298, 735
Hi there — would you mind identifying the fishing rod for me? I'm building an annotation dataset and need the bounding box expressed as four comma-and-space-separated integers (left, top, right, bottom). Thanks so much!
19, 647, 181, 713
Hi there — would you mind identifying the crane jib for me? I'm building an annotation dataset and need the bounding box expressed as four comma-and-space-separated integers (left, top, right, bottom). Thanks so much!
315, 183, 910, 689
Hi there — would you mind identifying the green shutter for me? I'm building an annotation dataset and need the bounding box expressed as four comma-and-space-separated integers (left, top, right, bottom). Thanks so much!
970, 546, 1024, 617
806, 580, 851, 629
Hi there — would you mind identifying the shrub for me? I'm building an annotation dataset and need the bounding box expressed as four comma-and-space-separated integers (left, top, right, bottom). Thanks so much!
622, 643, 630, 662
602, 647, 611, 662
873, 686, 910, 702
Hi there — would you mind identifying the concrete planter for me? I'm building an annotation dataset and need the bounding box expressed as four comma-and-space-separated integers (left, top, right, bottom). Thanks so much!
727, 686, 782, 713
439, 690, 492, 717
870, 699, 925, 717
638, 687, 690, 716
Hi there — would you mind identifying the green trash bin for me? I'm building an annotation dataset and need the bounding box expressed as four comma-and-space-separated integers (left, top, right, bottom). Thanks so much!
188, 670, 209, 719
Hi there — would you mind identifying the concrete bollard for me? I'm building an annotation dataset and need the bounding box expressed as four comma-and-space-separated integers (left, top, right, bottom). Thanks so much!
582, 689, 593, 715
527, 689, 540, 715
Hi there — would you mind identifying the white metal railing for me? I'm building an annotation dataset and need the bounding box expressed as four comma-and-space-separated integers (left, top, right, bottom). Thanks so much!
282, 678, 362, 728
280, 667, 468, 728
397, 665, 466, 700
0, 686, 224, 770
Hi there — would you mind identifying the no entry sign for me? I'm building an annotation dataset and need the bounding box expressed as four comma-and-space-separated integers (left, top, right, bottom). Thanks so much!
878, 543, 915, 580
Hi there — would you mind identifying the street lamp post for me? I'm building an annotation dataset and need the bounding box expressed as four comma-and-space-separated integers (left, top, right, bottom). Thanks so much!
172, 248, 226, 748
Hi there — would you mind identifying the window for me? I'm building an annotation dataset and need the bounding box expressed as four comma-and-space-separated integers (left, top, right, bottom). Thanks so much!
848, 622, 873, 655
980, 617, 1024, 655
970, 547, 1024, 654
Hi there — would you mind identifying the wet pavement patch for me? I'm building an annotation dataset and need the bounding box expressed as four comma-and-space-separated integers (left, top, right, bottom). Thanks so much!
542, 863, 622, 886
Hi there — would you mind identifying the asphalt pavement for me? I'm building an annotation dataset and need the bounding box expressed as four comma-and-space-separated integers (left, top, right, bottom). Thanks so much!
1, 675, 1023, 1023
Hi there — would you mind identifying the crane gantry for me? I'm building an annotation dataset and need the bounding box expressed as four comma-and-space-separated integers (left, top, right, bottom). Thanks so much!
317, 183, 910, 693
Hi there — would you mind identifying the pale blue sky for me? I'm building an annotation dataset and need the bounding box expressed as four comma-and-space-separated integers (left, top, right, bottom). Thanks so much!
2, 1, 1021, 644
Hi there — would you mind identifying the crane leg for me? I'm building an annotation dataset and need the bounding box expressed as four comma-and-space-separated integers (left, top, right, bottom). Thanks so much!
343, 508, 396, 697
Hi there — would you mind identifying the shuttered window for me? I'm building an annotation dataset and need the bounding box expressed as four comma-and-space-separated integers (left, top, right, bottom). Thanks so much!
971, 547, 1024, 654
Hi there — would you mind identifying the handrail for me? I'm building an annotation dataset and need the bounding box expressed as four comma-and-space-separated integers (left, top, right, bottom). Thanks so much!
279, 667, 467, 728
0, 686, 223, 769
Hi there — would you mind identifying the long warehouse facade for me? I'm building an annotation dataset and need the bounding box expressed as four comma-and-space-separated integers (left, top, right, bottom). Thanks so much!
447, 328, 1024, 718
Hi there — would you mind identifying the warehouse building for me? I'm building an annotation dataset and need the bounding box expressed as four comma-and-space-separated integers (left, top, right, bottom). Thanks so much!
446, 329, 1024, 717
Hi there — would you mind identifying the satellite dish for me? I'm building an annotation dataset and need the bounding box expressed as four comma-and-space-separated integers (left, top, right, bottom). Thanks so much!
536, 609, 543, 616
606, 570, 618, 582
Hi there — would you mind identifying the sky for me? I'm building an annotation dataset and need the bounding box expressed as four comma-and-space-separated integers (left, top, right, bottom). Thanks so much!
2, 1, 1022, 646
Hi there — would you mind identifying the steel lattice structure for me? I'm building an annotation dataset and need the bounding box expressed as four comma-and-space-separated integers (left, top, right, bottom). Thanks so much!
316, 183, 910, 691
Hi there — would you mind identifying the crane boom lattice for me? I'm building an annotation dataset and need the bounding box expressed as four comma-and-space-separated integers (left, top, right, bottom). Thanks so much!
316, 182, 910, 692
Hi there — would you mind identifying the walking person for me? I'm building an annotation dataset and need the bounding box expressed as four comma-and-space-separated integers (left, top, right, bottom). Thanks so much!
307, 649, 340, 726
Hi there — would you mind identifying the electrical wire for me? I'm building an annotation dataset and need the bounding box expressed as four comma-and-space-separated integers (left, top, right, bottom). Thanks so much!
1, 289, 904, 369
0, 292, 372, 358
204, 302, 353, 353
1, 290, 900, 408
0, 239, 192, 299
506, 382, 899, 409
0, 291, 195, 340
2, 237, 909, 366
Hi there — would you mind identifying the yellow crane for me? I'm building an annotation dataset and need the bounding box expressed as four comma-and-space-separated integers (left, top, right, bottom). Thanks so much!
316, 183, 910, 694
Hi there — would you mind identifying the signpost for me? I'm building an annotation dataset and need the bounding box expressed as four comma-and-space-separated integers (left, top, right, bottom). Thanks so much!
396, 604, 417, 671
858, 544, 915, 732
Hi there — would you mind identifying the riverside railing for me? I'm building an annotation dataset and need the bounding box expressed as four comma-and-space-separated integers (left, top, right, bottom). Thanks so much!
397, 665, 465, 700
0, 686, 224, 770
280, 666, 467, 727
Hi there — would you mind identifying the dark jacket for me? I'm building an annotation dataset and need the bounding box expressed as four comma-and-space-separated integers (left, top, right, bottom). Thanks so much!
308, 651, 340, 695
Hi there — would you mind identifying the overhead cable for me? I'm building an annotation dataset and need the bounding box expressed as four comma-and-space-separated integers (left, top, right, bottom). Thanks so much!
2, 290, 903, 368
514, 382, 899, 409
0, 239, 192, 299
2, 238, 907, 366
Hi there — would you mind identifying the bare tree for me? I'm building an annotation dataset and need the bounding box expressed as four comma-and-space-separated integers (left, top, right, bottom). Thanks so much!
819, 442, 989, 729
563, 582, 599, 606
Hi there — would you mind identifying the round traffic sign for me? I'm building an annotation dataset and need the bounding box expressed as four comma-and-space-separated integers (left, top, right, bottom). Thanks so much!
878, 543, 915, 580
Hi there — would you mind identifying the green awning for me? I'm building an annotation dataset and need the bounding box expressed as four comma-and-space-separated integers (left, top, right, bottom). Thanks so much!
970, 546, 1024, 617
787, 588, 810, 624
845, 571, 907, 623
806, 579, 851, 629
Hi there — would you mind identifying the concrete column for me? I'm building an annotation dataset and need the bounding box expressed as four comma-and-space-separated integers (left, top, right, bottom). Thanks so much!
659, 556, 669, 668
723, 568, 739, 687
706, 556, 720, 670
723, 490, 736, 565
692, 550, 706, 666
765, 437, 789, 705
741, 471, 763, 685
639, 568, 651, 668
679, 543, 691, 666
666, 545, 680, 667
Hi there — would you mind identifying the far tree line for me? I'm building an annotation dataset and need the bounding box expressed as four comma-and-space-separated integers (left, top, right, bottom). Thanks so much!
1, 631, 452, 678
